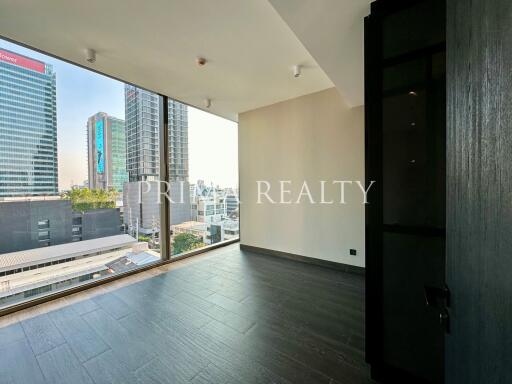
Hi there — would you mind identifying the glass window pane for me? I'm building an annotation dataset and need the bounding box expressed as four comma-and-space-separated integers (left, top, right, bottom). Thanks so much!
169, 106, 239, 257
0, 38, 162, 309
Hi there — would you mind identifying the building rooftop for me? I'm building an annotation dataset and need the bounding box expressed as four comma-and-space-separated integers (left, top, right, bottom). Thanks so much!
0, 195, 62, 203
0, 234, 137, 273
172, 221, 207, 230
0, 248, 127, 298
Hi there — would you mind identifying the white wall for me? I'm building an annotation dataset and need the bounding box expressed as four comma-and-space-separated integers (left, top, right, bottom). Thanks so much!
239, 88, 365, 267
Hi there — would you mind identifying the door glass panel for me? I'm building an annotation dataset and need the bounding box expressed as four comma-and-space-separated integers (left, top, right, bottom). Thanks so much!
369, 2, 447, 383
382, 232, 445, 383
432, 51, 446, 80
382, 61, 445, 229
383, 58, 426, 92
382, 1, 445, 59
383, 88, 428, 227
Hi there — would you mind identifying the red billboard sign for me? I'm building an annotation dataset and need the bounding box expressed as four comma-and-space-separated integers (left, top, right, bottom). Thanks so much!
0, 49, 45, 73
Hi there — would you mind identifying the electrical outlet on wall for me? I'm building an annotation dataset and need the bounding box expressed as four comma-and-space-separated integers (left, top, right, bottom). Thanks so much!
349, 249, 357, 256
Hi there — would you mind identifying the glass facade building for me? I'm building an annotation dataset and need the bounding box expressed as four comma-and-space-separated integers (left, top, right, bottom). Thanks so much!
0, 48, 57, 197
125, 85, 160, 181
87, 112, 128, 191
168, 99, 189, 182
110, 116, 129, 191
125, 85, 188, 182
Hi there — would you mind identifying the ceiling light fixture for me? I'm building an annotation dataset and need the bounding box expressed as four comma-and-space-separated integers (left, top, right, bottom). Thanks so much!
293, 65, 302, 78
85, 48, 96, 63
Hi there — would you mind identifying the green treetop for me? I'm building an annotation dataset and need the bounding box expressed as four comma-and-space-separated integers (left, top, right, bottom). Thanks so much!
172, 233, 206, 255
61, 187, 118, 212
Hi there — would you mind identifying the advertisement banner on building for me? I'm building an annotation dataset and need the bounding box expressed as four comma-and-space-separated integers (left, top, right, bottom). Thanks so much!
96, 120, 105, 174
0, 49, 45, 73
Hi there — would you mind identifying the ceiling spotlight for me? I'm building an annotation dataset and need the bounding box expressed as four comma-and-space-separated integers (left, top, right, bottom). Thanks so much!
408, 90, 417, 96
293, 65, 302, 78
197, 57, 207, 66
204, 98, 211, 108
85, 48, 96, 63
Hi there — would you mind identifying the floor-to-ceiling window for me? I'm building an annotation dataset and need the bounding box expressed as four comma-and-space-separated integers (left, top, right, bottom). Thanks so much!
168, 106, 239, 258
0, 38, 163, 309
0, 37, 239, 311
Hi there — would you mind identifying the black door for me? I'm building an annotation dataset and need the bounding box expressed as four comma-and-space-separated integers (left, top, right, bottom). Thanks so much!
365, 1, 447, 383
446, 0, 512, 382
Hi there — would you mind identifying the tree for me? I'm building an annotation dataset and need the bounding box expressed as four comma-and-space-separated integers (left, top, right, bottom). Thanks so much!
138, 234, 151, 243
61, 187, 118, 211
172, 233, 205, 255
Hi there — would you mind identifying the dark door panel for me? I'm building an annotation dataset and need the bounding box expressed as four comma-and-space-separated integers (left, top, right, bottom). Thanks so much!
447, 0, 512, 382
365, 1, 447, 383
382, 232, 445, 384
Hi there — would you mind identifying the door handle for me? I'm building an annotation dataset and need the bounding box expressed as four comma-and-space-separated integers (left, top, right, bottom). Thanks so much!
424, 284, 451, 334
439, 308, 450, 333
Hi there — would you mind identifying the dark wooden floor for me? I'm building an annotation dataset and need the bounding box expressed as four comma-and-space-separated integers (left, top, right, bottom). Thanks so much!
0, 244, 371, 384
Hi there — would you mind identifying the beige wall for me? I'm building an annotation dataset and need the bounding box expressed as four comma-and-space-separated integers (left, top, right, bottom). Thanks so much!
239, 87, 365, 267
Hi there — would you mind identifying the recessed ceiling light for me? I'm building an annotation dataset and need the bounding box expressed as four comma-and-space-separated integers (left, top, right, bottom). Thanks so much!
409, 91, 417, 96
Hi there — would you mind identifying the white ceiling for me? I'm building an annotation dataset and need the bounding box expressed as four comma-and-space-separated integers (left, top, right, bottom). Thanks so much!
269, 0, 372, 107
0, 0, 369, 121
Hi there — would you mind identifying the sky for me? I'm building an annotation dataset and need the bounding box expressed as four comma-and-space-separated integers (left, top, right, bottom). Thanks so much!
0, 39, 238, 190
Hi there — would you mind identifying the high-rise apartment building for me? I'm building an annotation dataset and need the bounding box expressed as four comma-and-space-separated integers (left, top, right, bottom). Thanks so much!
87, 112, 128, 191
125, 86, 159, 182
168, 99, 189, 181
123, 85, 191, 231
124, 85, 189, 182
0, 48, 57, 198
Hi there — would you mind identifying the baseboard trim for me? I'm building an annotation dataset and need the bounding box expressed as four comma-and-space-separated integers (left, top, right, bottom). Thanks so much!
239, 244, 365, 275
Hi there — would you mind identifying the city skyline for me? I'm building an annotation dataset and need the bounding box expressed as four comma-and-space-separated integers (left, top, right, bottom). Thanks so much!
0, 38, 238, 192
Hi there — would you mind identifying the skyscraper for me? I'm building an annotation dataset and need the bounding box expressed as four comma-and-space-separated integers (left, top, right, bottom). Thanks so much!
123, 85, 191, 230
125, 85, 159, 182
168, 99, 189, 182
0, 48, 57, 197
124, 85, 189, 182
87, 112, 128, 191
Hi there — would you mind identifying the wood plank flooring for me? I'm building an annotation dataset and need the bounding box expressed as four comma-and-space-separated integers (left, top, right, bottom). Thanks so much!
0, 244, 372, 384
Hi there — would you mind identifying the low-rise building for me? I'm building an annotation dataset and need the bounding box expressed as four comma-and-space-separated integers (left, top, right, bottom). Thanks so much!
172, 221, 208, 240
191, 194, 227, 223
0, 234, 159, 307
72, 208, 123, 242
205, 219, 240, 244
0, 198, 122, 254
225, 193, 239, 218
